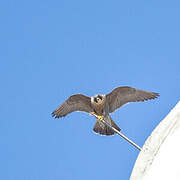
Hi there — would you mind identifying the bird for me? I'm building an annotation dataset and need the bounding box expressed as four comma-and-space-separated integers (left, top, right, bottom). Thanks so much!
52, 86, 159, 136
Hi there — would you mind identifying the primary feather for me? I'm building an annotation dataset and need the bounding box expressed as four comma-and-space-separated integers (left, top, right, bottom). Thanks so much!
52, 94, 93, 118
106, 86, 159, 113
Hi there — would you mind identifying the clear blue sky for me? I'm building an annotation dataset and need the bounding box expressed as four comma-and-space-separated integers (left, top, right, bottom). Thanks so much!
1, 0, 180, 179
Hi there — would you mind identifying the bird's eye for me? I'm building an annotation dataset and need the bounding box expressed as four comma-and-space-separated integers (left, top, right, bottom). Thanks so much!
98, 95, 102, 100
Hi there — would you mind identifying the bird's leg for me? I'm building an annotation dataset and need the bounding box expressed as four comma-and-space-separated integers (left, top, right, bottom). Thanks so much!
90, 112, 104, 121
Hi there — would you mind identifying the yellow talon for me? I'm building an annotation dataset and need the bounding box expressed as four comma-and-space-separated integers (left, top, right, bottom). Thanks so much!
97, 115, 104, 121
90, 112, 104, 121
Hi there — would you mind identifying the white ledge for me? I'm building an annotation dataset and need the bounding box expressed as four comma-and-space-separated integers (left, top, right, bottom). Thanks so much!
130, 101, 180, 180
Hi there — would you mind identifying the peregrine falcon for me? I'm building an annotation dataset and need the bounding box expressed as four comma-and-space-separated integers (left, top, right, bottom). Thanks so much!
52, 86, 159, 136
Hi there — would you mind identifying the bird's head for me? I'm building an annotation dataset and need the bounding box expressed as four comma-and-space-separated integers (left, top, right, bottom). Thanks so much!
92, 94, 105, 104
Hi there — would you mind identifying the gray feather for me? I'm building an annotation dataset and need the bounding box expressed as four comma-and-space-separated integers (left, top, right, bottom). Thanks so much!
52, 94, 93, 118
93, 115, 121, 136
106, 86, 159, 113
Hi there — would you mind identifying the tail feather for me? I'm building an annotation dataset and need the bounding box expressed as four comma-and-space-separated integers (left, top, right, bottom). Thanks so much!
93, 116, 120, 136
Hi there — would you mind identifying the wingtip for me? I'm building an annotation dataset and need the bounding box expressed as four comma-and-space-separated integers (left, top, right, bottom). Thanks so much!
153, 92, 160, 98
51, 110, 65, 119
51, 111, 58, 118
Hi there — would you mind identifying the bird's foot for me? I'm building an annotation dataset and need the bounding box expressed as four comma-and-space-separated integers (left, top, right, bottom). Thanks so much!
97, 115, 104, 121
90, 112, 104, 121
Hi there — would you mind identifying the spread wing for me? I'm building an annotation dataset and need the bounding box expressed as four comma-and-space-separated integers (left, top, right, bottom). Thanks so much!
52, 94, 93, 118
106, 86, 159, 113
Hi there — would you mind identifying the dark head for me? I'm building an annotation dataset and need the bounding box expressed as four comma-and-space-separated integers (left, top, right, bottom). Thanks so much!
91, 94, 105, 104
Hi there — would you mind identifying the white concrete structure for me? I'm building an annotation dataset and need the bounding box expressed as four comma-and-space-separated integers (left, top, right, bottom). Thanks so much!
130, 101, 180, 180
